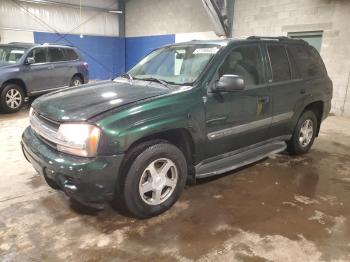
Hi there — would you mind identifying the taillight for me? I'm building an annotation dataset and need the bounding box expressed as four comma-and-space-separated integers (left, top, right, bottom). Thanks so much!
83, 62, 89, 70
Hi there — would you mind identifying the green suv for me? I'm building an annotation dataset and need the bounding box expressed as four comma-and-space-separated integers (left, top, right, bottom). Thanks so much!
21, 37, 332, 218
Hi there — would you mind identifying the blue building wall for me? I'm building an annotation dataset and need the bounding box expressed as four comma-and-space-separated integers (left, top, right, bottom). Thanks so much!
34, 32, 125, 80
33, 32, 175, 80
125, 34, 175, 70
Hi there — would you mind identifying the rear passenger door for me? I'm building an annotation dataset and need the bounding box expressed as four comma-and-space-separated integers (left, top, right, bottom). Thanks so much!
48, 47, 70, 87
265, 44, 304, 138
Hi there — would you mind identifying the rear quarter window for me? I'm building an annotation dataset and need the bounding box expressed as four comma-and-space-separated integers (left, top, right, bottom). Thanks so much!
288, 45, 327, 79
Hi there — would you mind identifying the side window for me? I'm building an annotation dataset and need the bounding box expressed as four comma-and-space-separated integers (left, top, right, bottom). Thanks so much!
286, 48, 301, 79
219, 45, 264, 86
48, 47, 65, 62
64, 49, 79, 61
267, 45, 291, 82
288, 45, 326, 78
27, 48, 48, 63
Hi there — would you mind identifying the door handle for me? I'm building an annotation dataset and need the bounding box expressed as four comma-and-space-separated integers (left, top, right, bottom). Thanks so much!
258, 96, 270, 104
300, 89, 306, 94
48, 65, 55, 70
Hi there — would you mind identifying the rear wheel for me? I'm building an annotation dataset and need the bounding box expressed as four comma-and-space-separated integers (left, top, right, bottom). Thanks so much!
0, 84, 24, 113
287, 110, 317, 155
70, 75, 83, 87
117, 141, 187, 218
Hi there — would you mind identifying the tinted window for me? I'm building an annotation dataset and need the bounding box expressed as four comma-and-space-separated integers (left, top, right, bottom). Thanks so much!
219, 45, 264, 86
268, 45, 291, 82
27, 48, 48, 63
65, 48, 79, 61
49, 47, 65, 62
286, 48, 301, 79
288, 45, 326, 78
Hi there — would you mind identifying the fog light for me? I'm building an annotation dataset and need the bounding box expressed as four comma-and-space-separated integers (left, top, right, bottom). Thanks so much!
45, 168, 56, 179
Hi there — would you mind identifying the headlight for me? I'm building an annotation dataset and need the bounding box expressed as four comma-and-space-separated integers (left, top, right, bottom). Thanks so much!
56, 123, 101, 157
29, 107, 34, 117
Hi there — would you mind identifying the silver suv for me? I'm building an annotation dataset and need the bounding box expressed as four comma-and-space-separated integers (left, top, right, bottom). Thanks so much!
0, 43, 89, 113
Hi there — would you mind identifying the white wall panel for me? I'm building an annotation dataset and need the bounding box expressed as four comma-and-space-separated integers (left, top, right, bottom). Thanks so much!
175, 31, 221, 43
0, 0, 119, 37
0, 30, 34, 43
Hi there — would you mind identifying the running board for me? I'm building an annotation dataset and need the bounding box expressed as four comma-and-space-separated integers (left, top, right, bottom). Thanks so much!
195, 141, 287, 179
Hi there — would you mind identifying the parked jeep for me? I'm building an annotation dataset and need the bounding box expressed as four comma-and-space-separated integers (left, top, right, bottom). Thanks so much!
0, 43, 89, 113
21, 37, 332, 218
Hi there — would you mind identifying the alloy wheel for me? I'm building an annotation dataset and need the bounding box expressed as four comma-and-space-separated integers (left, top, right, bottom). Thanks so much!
5, 89, 22, 109
299, 119, 314, 147
73, 79, 82, 86
139, 158, 178, 205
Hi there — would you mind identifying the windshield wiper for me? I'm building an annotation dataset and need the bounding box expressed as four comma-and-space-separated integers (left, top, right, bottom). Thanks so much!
134, 77, 169, 88
120, 73, 133, 80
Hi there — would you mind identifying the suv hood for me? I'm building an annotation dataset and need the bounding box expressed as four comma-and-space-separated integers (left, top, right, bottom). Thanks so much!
32, 80, 170, 122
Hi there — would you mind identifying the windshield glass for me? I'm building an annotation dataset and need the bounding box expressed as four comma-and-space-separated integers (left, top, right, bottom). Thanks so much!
127, 44, 221, 85
0, 46, 26, 64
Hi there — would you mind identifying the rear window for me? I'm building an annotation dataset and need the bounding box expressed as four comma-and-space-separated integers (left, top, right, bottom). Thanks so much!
267, 45, 291, 82
48, 47, 65, 62
64, 48, 79, 61
288, 45, 326, 78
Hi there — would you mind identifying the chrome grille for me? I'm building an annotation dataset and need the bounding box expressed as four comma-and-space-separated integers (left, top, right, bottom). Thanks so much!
30, 112, 60, 146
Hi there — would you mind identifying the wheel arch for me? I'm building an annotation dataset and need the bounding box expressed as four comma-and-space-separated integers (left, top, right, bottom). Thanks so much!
72, 73, 84, 84
301, 101, 324, 137
1, 78, 28, 96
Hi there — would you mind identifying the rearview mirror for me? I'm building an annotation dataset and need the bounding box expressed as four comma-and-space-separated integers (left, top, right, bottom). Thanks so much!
25, 57, 35, 65
214, 74, 245, 92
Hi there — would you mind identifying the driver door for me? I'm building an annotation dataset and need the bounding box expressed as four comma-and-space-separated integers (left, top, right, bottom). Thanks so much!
204, 44, 272, 159
23, 47, 53, 94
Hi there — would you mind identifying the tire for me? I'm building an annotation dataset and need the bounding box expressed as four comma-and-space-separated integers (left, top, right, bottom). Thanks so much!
118, 141, 187, 218
70, 75, 83, 87
287, 110, 318, 155
0, 84, 24, 113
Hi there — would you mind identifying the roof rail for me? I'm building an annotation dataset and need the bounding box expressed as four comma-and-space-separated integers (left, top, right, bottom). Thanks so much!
247, 36, 308, 44
41, 42, 74, 47
247, 36, 289, 41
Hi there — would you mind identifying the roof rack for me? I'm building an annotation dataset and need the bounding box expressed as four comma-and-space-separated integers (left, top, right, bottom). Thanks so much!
41, 42, 74, 47
247, 36, 308, 44
247, 36, 289, 41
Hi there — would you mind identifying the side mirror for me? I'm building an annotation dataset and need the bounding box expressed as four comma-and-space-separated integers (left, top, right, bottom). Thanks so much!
213, 74, 245, 92
25, 57, 35, 65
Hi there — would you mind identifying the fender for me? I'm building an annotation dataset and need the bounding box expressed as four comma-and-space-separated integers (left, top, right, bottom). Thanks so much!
96, 88, 207, 155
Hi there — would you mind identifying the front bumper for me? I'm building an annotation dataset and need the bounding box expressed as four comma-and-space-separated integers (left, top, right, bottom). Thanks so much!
21, 126, 124, 208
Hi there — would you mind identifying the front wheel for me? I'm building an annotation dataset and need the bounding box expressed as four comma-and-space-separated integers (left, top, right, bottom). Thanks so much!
0, 84, 24, 113
119, 141, 187, 218
287, 110, 318, 155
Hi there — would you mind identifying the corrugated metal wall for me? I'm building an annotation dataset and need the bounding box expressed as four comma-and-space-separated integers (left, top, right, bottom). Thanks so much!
0, 0, 119, 37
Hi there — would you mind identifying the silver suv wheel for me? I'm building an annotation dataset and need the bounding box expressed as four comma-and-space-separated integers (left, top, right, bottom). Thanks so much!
299, 119, 314, 147
5, 89, 22, 109
139, 158, 178, 206
73, 79, 82, 86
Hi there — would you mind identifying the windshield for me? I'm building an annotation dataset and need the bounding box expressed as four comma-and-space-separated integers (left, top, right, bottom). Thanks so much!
0, 46, 27, 64
127, 44, 221, 85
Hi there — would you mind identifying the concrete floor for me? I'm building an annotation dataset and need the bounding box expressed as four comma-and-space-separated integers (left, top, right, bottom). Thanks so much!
1, 109, 350, 262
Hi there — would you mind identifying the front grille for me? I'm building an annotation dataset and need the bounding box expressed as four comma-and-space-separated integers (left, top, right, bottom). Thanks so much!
30, 111, 60, 148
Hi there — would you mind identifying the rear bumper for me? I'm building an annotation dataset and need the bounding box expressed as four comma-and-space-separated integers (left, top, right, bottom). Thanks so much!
21, 126, 124, 208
